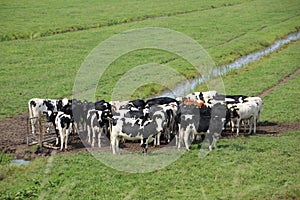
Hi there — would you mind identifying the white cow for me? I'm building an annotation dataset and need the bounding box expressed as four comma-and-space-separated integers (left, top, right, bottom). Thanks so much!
244, 97, 263, 123
228, 101, 259, 136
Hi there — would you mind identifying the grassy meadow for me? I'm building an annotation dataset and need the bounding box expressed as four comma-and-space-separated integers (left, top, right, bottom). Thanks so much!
1, 0, 300, 118
0, 0, 300, 199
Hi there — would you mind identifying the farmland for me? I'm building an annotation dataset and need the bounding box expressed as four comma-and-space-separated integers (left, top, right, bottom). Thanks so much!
1, 0, 300, 118
0, 0, 300, 199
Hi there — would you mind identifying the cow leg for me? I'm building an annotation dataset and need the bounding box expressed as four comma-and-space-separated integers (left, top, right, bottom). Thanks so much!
91, 126, 96, 148
87, 124, 92, 145
30, 118, 36, 135
65, 129, 69, 150
141, 138, 148, 156
55, 129, 59, 146
115, 137, 120, 154
164, 128, 171, 144
46, 122, 52, 134
206, 132, 213, 151
184, 129, 191, 151
248, 117, 253, 134
211, 135, 218, 150
155, 132, 161, 146
230, 120, 235, 134
176, 124, 181, 148
178, 128, 184, 149
72, 122, 78, 135
60, 128, 65, 151
111, 135, 117, 154
98, 127, 103, 148
253, 116, 257, 134
236, 119, 240, 136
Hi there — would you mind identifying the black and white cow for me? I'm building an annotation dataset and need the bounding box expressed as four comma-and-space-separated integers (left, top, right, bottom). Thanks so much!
109, 99, 145, 111
43, 102, 76, 149
185, 91, 217, 103
145, 97, 179, 108
148, 103, 178, 146
28, 98, 68, 135
176, 104, 211, 150
55, 111, 72, 151
110, 110, 165, 155
127, 99, 146, 110
205, 102, 226, 150
86, 109, 113, 147
177, 101, 226, 151
85, 100, 113, 147
210, 94, 248, 131
225, 95, 248, 104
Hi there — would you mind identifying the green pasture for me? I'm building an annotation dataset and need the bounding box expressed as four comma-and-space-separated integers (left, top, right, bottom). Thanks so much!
0, 0, 300, 199
1, 0, 300, 118
0, 0, 245, 41
1, 25, 300, 200
1, 130, 300, 199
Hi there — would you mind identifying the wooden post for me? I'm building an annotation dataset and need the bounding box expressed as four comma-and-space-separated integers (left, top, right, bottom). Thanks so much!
38, 111, 43, 150
26, 117, 30, 145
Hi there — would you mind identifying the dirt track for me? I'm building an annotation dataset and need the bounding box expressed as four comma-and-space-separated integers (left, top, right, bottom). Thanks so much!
1, 68, 300, 159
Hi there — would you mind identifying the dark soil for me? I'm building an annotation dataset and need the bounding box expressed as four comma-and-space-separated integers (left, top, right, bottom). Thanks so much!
0, 111, 299, 160
1, 67, 300, 160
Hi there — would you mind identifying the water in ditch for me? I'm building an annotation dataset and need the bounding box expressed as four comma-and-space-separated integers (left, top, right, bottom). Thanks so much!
162, 31, 300, 97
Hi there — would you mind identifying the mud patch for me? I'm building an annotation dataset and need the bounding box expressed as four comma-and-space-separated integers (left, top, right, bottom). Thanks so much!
0, 112, 299, 160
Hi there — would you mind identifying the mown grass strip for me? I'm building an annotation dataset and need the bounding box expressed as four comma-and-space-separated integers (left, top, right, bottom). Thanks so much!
0, 0, 246, 41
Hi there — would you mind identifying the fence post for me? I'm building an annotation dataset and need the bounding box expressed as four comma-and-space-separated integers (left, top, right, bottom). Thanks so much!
38, 111, 43, 150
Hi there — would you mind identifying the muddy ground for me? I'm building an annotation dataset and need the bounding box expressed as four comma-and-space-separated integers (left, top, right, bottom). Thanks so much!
0, 111, 300, 160
1, 68, 300, 160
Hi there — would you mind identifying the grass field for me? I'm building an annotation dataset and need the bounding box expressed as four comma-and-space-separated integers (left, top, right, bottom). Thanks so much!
0, 0, 246, 41
1, 27, 300, 200
0, 0, 299, 118
1, 0, 300, 199
1, 130, 300, 199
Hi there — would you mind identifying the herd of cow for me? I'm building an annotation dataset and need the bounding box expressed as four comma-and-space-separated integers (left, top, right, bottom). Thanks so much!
28, 91, 263, 155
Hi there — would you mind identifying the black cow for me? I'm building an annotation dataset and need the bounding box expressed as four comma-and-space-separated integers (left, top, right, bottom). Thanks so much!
205, 102, 226, 150
145, 97, 178, 107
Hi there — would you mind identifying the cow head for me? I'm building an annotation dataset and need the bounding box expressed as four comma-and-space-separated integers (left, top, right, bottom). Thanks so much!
228, 105, 239, 119
97, 109, 113, 127
43, 110, 58, 123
